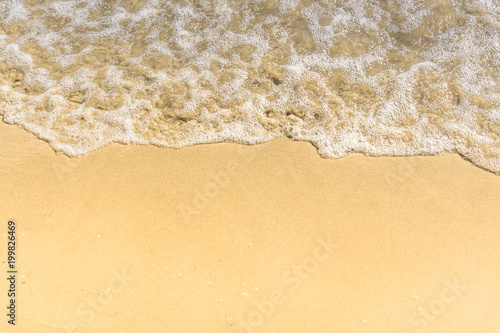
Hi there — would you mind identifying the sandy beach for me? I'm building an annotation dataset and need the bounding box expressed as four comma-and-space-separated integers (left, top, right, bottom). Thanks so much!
1, 119, 499, 332
1, 0, 500, 331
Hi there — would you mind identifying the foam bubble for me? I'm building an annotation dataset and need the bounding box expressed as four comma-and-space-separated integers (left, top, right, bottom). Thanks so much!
0, 0, 499, 174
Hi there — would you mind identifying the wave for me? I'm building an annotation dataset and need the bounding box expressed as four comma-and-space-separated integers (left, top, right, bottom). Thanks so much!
1, 0, 499, 174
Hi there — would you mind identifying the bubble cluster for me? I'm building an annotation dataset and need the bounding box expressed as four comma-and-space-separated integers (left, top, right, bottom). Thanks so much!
0, 0, 499, 173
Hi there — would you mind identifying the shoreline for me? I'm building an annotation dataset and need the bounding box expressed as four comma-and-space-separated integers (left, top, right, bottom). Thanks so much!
2, 118, 499, 177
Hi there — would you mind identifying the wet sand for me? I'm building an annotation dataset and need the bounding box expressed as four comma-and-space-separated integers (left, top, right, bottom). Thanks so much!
0, 119, 499, 332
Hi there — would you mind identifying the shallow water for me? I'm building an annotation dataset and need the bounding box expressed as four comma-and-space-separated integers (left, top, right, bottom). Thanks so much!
0, 0, 499, 173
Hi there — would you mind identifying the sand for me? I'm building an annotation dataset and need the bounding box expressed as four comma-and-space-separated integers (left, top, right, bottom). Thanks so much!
0, 119, 499, 332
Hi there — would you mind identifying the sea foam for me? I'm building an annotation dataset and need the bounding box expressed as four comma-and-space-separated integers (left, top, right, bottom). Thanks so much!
0, 0, 499, 173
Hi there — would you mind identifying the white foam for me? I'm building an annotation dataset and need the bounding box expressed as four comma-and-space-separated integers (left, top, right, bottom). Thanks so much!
0, 0, 499, 174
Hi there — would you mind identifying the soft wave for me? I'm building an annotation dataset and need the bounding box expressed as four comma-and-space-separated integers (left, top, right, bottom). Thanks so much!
1, 0, 499, 173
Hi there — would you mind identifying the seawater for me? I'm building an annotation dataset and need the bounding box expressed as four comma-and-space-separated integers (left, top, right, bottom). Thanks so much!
0, 0, 499, 173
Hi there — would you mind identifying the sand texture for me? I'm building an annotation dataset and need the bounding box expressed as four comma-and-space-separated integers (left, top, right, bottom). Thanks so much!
1, 121, 499, 332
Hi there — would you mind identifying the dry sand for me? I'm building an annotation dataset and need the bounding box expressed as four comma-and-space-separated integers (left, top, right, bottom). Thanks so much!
0, 119, 499, 332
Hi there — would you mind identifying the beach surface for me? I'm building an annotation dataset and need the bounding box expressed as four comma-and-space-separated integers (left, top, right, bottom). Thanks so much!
1, 119, 499, 332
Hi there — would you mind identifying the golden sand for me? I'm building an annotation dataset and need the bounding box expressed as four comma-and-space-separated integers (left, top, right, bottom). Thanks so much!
1, 120, 499, 332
